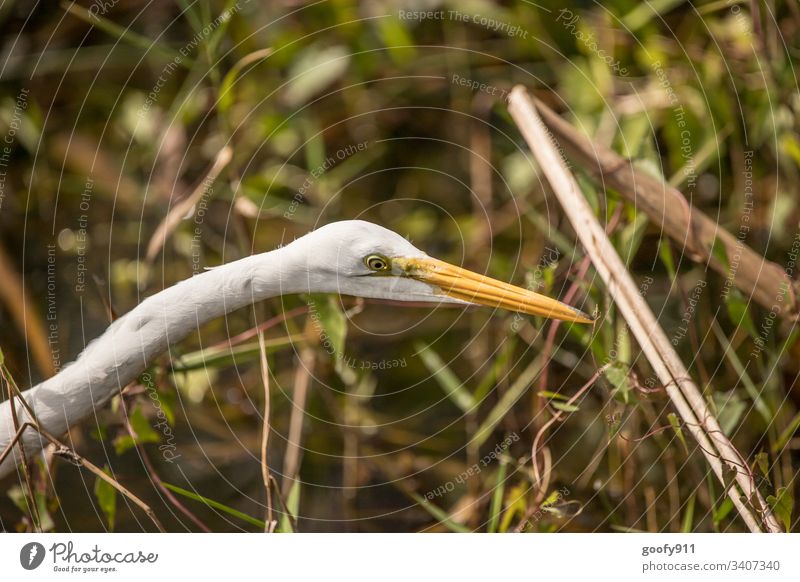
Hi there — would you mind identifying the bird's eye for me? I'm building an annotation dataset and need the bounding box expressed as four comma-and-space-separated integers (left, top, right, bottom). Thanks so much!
365, 254, 390, 272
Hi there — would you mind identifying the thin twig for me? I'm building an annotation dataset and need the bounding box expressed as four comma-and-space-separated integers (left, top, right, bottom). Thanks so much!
1, 365, 43, 530
532, 365, 609, 497
0, 421, 165, 532
119, 391, 212, 533
44, 427, 165, 532
508, 86, 781, 533
1, 369, 165, 531
145, 145, 233, 264
256, 330, 276, 532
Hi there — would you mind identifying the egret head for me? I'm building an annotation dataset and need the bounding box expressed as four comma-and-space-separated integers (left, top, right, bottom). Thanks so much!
284, 220, 594, 324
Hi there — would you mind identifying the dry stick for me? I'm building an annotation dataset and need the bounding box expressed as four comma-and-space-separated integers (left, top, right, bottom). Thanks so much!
532, 365, 610, 496
133, 438, 211, 533
1, 368, 42, 531
532, 96, 798, 320
256, 330, 276, 532
0, 422, 165, 532
281, 337, 315, 498
119, 395, 212, 533
0, 373, 166, 532
508, 86, 781, 533
145, 145, 233, 264
43, 427, 165, 532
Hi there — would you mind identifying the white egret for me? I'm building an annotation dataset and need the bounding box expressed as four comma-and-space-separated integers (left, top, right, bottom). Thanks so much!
0, 220, 592, 478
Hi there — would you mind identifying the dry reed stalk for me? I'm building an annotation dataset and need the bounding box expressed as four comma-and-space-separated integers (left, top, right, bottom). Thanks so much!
507, 85, 780, 533
532, 96, 797, 320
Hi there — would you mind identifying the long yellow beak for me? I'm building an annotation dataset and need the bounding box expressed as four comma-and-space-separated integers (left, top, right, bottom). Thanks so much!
396, 257, 594, 324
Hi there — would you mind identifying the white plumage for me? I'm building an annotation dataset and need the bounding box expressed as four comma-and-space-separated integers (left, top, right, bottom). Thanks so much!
0, 220, 590, 478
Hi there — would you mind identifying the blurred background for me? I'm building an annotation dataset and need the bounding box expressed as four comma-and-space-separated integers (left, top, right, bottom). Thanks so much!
0, 0, 799, 532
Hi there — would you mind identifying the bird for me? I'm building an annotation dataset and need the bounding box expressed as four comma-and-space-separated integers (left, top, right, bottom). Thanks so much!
0, 220, 592, 478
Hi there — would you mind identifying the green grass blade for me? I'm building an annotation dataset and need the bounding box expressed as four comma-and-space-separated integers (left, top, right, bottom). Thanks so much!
487, 460, 507, 533
473, 355, 544, 448
409, 492, 470, 533
681, 492, 696, 532
415, 342, 475, 413
62, 2, 185, 64
162, 483, 266, 529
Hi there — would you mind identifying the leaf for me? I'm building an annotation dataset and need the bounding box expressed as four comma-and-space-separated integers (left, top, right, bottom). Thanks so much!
284, 44, 350, 106
710, 236, 730, 272
618, 113, 652, 158
713, 496, 734, 526
171, 367, 218, 404
668, 126, 732, 189
658, 239, 677, 281
503, 151, 537, 196
162, 483, 266, 529
498, 483, 528, 533
772, 410, 800, 455
278, 481, 301, 533
618, 212, 650, 267
115, 406, 161, 455
779, 133, 800, 170
754, 451, 770, 481
416, 342, 475, 413
681, 492, 696, 532
473, 339, 515, 403
621, 0, 687, 32
538, 390, 569, 401
375, 17, 415, 65
550, 401, 580, 413
34, 488, 55, 532
712, 321, 773, 425
540, 489, 562, 508
539, 390, 582, 413
711, 390, 746, 436
725, 289, 758, 340
172, 334, 304, 372
63, 2, 184, 64
667, 412, 688, 454
8, 481, 55, 531
307, 294, 347, 357
130, 405, 161, 440
767, 487, 794, 532
139, 370, 175, 425
487, 460, 507, 533
614, 321, 632, 366
94, 466, 117, 531
605, 361, 633, 404
409, 492, 470, 533
7, 485, 26, 513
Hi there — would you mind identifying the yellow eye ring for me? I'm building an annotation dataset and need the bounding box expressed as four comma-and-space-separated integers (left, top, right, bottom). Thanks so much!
365, 254, 390, 271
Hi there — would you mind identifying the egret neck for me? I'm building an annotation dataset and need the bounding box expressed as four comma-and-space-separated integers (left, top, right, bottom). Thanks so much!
0, 220, 592, 478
